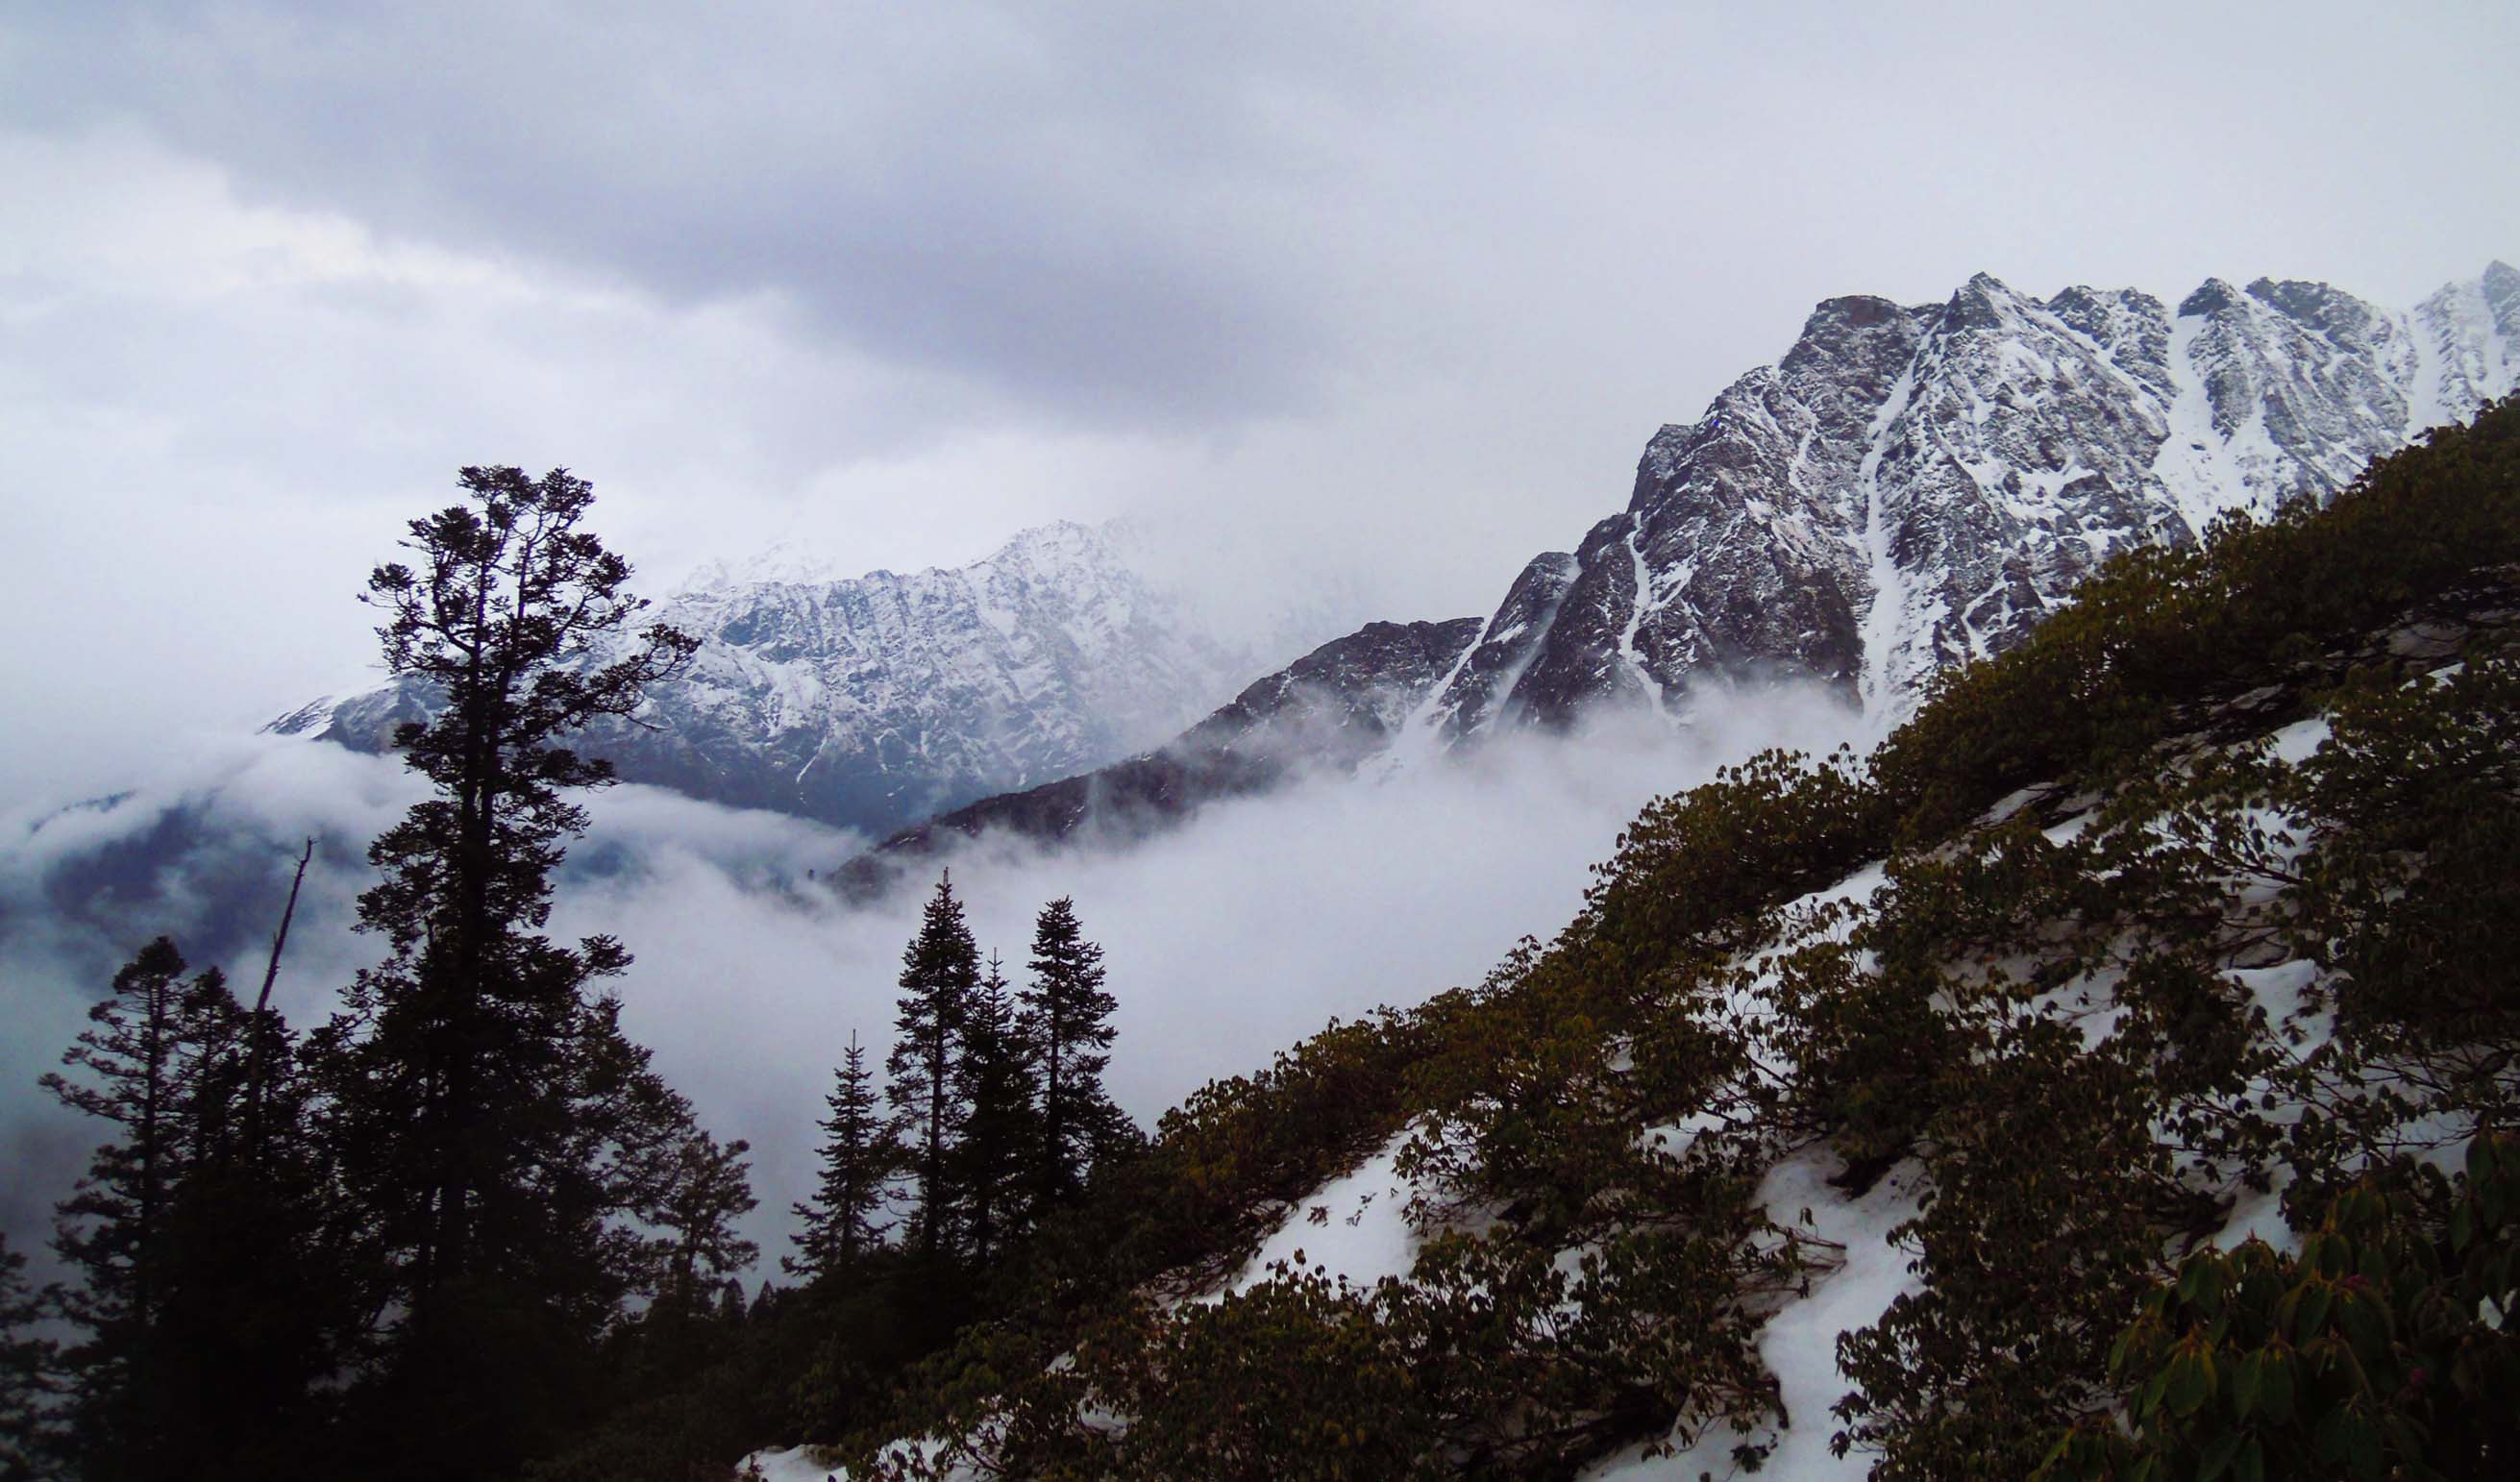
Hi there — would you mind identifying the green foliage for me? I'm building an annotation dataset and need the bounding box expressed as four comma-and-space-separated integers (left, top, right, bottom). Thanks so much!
2040, 1135, 2520, 1482
1065, 1267, 1447, 1480
2286, 647, 2520, 1063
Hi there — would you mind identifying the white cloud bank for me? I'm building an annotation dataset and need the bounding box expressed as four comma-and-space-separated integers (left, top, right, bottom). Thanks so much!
0, 685, 1865, 1275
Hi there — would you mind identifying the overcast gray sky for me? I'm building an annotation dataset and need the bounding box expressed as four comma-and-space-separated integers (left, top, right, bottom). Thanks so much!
4, 0, 2517, 809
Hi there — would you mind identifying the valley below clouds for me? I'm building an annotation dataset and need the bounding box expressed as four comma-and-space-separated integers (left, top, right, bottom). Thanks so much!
0, 683, 1865, 1276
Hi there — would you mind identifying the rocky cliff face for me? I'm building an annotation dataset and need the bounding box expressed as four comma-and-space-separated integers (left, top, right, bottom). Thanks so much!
282, 264, 2519, 859
270, 522, 1273, 837
1396, 261, 2519, 746
844, 262, 2517, 866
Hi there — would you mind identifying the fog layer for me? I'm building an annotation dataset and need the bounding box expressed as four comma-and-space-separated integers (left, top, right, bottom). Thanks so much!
2, 687, 1864, 1275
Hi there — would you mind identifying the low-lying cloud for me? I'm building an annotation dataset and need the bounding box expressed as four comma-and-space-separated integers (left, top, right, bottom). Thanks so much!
2, 685, 1865, 1280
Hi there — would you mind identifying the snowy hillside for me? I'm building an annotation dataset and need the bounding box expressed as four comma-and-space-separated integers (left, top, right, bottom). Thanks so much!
751, 405, 2520, 1479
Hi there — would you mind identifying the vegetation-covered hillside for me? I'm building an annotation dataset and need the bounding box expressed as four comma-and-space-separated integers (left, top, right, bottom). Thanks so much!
773, 394, 2520, 1479
12, 402, 2517, 1482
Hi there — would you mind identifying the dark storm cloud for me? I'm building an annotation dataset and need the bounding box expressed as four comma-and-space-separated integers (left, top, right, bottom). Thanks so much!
6, 0, 1424, 425
3, 0, 2518, 805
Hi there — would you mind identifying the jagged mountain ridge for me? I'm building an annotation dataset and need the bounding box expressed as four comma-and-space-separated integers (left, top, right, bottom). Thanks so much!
270, 521, 1279, 837
1408, 261, 2520, 743
855, 262, 2517, 867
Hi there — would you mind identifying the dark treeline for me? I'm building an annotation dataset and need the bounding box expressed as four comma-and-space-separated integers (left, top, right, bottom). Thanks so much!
0, 468, 1140, 1482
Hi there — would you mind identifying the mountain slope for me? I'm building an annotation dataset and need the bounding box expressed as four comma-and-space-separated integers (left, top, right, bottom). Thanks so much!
847, 617, 1482, 881
760, 394, 2520, 1481
851, 264, 2517, 866
1410, 260, 2519, 745
271, 522, 1272, 838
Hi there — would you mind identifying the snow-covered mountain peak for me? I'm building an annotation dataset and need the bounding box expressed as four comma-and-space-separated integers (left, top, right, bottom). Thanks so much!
1371, 261, 2520, 757
279, 262, 2520, 853
676, 540, 852, 594
278, 514, 1275, 836
677, 518, 1129, 598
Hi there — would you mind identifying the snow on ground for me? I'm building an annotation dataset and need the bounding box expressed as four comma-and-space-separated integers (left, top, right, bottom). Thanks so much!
1583, 1149, 1924, 1481
2266, 714, 2331, 765
1211, 1133, 1423, 1299
741, 1433, 979, 1482
741, 1443, 842, 1481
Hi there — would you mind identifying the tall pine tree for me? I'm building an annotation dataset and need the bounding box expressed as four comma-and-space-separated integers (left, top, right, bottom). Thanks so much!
300, 466, 731, 1477
38, 936, 339, 1480
39, 937, 218, 1478
954, 953, 1040, 1265
789, 1033, 901, 1282
886, 874, 978, 1259
1022, 898, 1132, 1209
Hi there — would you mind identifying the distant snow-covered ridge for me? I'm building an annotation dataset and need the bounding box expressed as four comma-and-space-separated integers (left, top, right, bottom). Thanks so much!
272, 520, 1283, 837
852, 262, 2518, 864
285, 263, 2520, 856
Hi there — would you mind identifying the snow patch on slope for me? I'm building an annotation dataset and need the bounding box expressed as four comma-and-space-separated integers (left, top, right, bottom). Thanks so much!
1214, 1135, 1422, 1300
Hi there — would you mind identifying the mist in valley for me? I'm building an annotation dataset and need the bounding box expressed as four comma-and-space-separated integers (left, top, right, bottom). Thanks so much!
0, 682, 1866, 1279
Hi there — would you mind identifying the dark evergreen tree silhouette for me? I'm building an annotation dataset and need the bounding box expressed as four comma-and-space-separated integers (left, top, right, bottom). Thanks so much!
887, 873, 978, 1258
298, 465, 728, 1477
37, 936, 335, 1480
158, 943, 340, 1482
955, 952, 1041, 1264
789, 1032, 901, 1281
1022, 897, 1132, 1207
38, 937, 214, 1477
0, 1231, 60, 1480
646, 1129, 760, 1316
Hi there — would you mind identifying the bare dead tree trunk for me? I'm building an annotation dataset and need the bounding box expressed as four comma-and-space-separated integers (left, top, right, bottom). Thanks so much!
245, 836, 315, 1154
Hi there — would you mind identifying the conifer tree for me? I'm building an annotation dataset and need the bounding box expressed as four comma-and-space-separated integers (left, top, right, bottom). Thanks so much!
887, 874, 979, 1258
1022, 897, 1131, 1207
789, 1033, 901, 1282
300, 466, 717, 1476
0, 1232, 59, 1482
41, 931, 347, 1482
38, 937, 214, 1476
955, 953, 1041, 1264
647, 1130, 760, 1315
159, 963, 341, 1482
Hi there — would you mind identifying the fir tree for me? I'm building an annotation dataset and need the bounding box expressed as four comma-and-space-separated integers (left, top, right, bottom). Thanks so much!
299, 466, 715, 1477
1022, 897, 1131, 1207
646, 1130, 760, 1317
156, 959, 341, 1482
955, 953, 1041, 1264
789, 1033, 900, 1282
42, 924, 350, 1482
0, 1232, 59, 1482
38, 937, 213, 1477
886, 874, 978, 1258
